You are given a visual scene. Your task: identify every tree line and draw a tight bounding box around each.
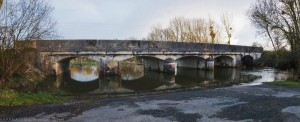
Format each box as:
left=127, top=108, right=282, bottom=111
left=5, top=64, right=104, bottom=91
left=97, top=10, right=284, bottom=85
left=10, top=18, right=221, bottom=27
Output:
left=147, top=14, right=233, bottom=44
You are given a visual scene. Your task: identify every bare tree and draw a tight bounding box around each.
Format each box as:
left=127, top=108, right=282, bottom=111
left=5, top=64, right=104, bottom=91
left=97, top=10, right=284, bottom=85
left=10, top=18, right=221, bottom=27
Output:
left=168, top=17, right=186, bottom=42
left=0, top=0, right=59, bottom=84
left=249, top=0, right=281, bottom=51
left=148, top=17, right=222, bottom=43
left=0, top=0, right=59, bottom=49
left=208, top=18, right=224, bottom=44
left=221, top=13, right=233, bottom=45
left=249, top=0, right=300, bottom=72
left=249, top=0, right=300, bottom=51
left=209, top=19, right=216, bottom=44
left=148, top=24, right=165, bottom=41
left=252, top=42, right=262, bottom=47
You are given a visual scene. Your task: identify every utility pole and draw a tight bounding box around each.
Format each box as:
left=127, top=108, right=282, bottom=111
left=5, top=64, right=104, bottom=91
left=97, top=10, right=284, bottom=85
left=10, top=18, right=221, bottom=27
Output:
left=228, top=27, right=232, bottom=45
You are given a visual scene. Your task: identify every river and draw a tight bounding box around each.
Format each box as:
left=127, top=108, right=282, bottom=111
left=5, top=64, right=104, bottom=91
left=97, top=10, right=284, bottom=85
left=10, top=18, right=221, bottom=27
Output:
left=50, top=62, right=290, bottom=95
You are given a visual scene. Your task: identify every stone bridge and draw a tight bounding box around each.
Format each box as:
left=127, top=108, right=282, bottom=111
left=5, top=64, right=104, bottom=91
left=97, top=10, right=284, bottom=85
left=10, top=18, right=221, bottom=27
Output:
left=17, top=40, right=263, bottom=75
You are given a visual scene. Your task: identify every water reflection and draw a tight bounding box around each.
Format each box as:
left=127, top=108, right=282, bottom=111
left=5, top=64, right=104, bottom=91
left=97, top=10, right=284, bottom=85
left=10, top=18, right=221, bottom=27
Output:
left=53, top=63, right=283, bottom=94
left=70, top=65, right=99, bottom=82
left=240, top=68, right=293, bottom=86
left=120, top=63, right=144, bottom=80
left=57, top=73, right=99, bottom=93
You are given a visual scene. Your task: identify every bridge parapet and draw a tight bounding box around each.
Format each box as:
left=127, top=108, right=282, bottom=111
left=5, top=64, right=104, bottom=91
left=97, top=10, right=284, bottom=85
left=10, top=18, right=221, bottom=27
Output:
left=16, top=40, right=263, bottom=53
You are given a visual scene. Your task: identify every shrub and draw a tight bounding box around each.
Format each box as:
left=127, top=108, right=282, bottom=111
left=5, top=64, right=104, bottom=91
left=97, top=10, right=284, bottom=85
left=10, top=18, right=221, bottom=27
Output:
left=0, top=48, right=43, bottom=91
left=258, top=50, right=294, bottom=70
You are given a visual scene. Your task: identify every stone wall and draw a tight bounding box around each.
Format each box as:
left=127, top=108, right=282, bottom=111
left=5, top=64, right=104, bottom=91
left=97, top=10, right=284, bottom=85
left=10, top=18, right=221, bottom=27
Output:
left=18, top=40, right=263, bottom=53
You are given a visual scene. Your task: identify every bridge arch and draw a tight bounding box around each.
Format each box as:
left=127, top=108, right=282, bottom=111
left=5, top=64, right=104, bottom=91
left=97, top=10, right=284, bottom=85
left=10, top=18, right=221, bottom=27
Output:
left=242, top=55, right=254, bottom=67
left=120, top=55, right=165, bottom=91
left=176, top=56, right=206, bottom=69
left=139, top=56, right=164, bottom=72
left=53, top=56, right=99, bottom=76
left=214, top=55, right=234, bottom=67
left=119, top=56, right=165, bottom=73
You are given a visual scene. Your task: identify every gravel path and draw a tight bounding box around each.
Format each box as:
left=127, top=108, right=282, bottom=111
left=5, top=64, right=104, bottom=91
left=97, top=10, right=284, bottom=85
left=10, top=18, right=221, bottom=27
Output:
left=1, top=84, right=300, bottom=122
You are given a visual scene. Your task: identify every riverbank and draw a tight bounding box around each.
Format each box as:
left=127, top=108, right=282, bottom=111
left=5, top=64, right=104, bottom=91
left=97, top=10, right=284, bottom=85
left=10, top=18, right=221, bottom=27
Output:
left=1, top=83, right=300, bottom=121
left=0, top=90, right=68, bottom=106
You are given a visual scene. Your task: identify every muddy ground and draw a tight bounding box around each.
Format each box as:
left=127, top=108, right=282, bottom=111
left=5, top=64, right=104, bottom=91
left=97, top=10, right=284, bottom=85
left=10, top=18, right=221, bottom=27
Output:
left=1, top=84, right=300, bottom=122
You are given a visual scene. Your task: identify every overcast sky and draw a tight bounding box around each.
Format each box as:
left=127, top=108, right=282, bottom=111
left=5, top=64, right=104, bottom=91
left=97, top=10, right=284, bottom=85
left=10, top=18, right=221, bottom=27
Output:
left=49, top=0, right=263, bottom=46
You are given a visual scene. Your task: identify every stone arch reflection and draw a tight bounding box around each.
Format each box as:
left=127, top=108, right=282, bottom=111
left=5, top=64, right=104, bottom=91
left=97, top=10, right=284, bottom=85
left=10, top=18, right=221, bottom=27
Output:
left=120, top=56, right=179, bottom=91
left=121, top=71, right=165, bottom=91
left=56, top=73, right=99, bottom=94
left=54, top=57, right=100, bottom=93
left=53, top=56, right=100, bottom=80
left=120, top=57, right=145, bottom=81
left=175, top=68, right=214, bottom=86
left=120, top=56, right=164, bottom=81
left=214, top=68, right=239, bottom=82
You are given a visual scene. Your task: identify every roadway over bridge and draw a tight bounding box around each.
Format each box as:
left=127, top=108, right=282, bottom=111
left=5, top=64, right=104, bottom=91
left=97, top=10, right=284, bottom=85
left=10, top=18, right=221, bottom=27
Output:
left=17, top=40, right=263, bottom=75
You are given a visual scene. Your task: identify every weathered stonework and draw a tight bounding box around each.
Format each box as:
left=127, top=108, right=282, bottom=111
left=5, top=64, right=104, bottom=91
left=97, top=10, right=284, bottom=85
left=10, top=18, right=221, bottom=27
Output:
left=206, top=58, right=215, bottom=71
left=15, top=40, right=263, bottom=76
left=100, top=60, right=120, bottom=75
left=163, top=58, right=177, bottom=74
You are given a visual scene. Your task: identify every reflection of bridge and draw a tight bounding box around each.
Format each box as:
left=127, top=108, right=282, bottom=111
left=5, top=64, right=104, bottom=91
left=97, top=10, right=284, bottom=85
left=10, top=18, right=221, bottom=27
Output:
left=17, top=40, right=263, bottom=75
left=56, top=68, right=260, bottom=94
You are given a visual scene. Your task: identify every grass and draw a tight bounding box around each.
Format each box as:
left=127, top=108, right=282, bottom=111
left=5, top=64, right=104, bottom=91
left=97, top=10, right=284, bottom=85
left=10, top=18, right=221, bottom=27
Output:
left=0, top=89, right=68, bottom=106
left=271, top=81, right=300, bottom=86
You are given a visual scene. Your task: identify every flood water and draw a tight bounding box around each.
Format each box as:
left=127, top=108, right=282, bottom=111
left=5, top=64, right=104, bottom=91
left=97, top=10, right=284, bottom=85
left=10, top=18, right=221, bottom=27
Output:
left=52, top=63, right=289, bottom=95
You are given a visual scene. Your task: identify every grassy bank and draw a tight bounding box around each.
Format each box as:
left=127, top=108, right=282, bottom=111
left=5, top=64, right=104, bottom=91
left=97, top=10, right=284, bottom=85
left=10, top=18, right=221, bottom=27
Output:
left=271, top=81, right=300, bottom=86
left=0, top=89, right=68, bottom=106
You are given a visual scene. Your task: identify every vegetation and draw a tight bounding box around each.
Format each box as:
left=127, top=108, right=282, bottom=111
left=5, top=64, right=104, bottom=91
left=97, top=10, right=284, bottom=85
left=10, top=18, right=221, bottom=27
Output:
left=0, top=0, right=60, bottom=106
left=222, top=13, right=233, bottom=45
left=271, top=81, right=300, bottom=87
left=147, top=16, right=232, bottom=44
left=0, top=48, right=41, bottom=86
left=69, top=58, right=99, bottom=68
left=257, top=50, right=294, bottom=70
left=0, top=89, right=66, bottom=106
left=0, top=0, right=58, bottom=83
left=70, top=61, right=98, bottom=67
left=249, top=0, right=300, bottom=77
left=0, top=0, right=58, bottom=49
